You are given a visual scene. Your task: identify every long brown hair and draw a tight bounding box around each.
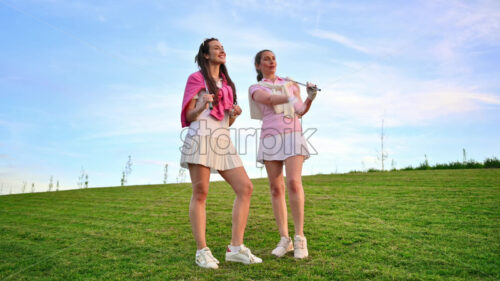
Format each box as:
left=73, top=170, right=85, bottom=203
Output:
left=195, top=38, right=237, bottom=106
left=254, top=49, right=272, bottom=81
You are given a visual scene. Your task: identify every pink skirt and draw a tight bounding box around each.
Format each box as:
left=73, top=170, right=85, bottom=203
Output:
left=257, top=132, right=310, bottom=164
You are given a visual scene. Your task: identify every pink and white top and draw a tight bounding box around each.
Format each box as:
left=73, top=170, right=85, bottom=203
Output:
left=249, top=76, right=303, bottom=138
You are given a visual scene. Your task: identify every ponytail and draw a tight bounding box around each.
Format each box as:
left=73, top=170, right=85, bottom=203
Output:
left=256, top=70, right=263, bottom=81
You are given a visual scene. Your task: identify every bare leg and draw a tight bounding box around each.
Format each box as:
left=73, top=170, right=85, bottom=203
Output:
left=284, top=156, right=305, bottom=237
left=218, top=167, right=253, bottom=246
left=188, top=164, right=211, bottom=250
left=265, top=160, right=289, bottom=238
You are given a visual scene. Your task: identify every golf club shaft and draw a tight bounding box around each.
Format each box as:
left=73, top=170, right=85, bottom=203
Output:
left=285, top=78, right=321, bottom=91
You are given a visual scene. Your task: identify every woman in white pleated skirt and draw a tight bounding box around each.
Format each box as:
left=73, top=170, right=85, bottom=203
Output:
left=248, top=49, right=318, bottom=259
left=179, top=38, right=261, bottom=269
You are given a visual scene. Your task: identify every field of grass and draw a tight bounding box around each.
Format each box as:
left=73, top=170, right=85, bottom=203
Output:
left=1, top=169, right=499, bottom=280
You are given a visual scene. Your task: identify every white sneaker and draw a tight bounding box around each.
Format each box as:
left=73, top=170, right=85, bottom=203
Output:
left=225, top=244, right=263, bottom=264
left=195, top=247, right=219, bottom=269
left=294, top=235, right=309, bottom=259
left=271, top=236, right=294, bottom=257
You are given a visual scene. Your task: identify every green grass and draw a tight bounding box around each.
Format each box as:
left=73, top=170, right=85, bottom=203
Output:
left=1, top=169, right=499, bottom=280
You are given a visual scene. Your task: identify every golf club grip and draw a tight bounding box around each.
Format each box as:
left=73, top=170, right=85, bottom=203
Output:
left=298, top=82, right=322, bottom=92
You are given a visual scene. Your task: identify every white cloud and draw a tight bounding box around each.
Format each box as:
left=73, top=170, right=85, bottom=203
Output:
left=156, top=42, right=169, bottom=57
left=76, top=85, right=180, bottom=140
left=397, top=0, right=500, bottom=74
left=325, top=84, right=498, bottom=127
left=174, top=8, right=311, bottom=53
left=310, top=29, right=372, bottom=54
left=135, top=159, right=168, bottom=166
left=153, top=42, right=193, bottom=61
left=466, top=93, right=500, bottom=105
left=311, top=62, right=500, bottom=128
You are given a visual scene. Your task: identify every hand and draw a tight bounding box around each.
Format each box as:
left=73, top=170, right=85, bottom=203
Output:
left=306, top=82, right=318, bottom=101
left=230, top=104, right=242, bottom=117
left=202, top=94, right=214, bottom=109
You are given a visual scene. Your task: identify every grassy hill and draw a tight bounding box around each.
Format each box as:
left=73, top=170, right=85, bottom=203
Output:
left=1, top=169, right=499, bottom=280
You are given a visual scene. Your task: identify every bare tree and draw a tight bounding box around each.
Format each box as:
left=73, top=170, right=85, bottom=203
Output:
left=48, top=176, right=54, bottom=192
left=121, top=155, right=133, bottom=186
left=85, top=174, right=88, bottom=188
left=177, top=168, right=187, bottom=183
left=377, top=118, right=389, bottom=171
left=463, top=148, right=467, bottom=163
left=163, top=163, right=169, bottom=184
left=125, top=155, right=132, bottom=177
left=78, top=167, right=86, bottom=188
left=22, top=181, right=27, bottom=193
left=256, top=162, right=264, bottom=178
left=31, top=183, right=35, bottom=193
left=56, top=180, right=59, bottom=191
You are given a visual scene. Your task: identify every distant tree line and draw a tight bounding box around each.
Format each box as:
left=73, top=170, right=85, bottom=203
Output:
left=362, top=156, right=500, bottom=173
left=400, top=157, right=500, bottom=171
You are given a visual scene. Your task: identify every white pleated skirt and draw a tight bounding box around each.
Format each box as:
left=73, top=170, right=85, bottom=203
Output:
left=180, top=134, right=243, bottom=173
left=257, top=132, right=310, bottom=164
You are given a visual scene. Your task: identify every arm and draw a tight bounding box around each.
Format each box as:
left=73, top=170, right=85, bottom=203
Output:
left=185, top=93, right=213, bottom=123
left=292, top=83, right=315, bottom=117
left=252, top=89, right=290, bottom=105
left=296, top=98, right=313, bottom=117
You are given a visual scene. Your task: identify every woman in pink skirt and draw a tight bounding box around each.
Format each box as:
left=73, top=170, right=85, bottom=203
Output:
left=248, top=50, right=318, bottom=259
left=180, top=38, right=262, bottom=269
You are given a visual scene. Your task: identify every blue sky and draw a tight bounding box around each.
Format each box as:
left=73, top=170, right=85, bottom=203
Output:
left=1, top=0, right=499, bottom=194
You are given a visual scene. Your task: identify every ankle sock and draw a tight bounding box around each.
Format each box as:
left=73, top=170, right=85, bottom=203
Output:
left=295, top=235, right=305, bottom=240
left=196, top=247, right=208, bottom=255
left=228, top=244, right=241, bottom=252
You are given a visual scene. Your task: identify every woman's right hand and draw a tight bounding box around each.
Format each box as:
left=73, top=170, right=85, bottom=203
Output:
left=201, top=94, right=214, bottom=108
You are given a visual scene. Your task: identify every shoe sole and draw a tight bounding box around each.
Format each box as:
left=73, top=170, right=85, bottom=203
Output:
left=196, top=262, right=218, bottom=269
left=294, top=252, right=309, bottom=259
left=225, top=257, right=262, bottom=264
left=272, top=248, right=294, bottom=257
left=226, top=258, right=251, bottom=264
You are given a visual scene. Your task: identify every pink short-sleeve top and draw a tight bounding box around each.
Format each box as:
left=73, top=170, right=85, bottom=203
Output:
left=249, top=76, right=302, bottom=138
